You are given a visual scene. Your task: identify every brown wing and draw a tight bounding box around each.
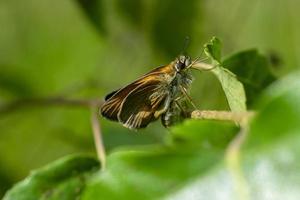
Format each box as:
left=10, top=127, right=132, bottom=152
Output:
left=118, top=83, right=169, bottom=129
left=100, top=64, right=175, bottom=128
left=100, top=83, right=137, bottom=121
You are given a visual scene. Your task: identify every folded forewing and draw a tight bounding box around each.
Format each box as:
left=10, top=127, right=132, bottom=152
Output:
left=118, top=82, right=169, bottom=129
left=100, top=64, right=175, bottom=124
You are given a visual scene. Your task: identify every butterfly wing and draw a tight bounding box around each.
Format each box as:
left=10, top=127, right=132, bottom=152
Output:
left=100, top=64, right=176, bottom=128
left=118, top=82, right=169, bottom=129
left=100, top=83, right=137, bottom=121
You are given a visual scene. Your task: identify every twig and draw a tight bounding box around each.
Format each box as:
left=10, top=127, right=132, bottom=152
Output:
left=226, top=125, right=250, bottom=200
left=0, top=96, right=106, bottom=169
left=191, top=110, right=255, bottom=125
left=192, top=109, right=254, bottom=200
left=191, top=109, right=254, bottom=200
left=90, top=105, right=106, bottom=171
left=0, top=97, right=103, bottom=116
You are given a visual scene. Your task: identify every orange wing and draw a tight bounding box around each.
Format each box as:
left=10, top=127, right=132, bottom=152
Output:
left=100, top=64, right=176, bottom=129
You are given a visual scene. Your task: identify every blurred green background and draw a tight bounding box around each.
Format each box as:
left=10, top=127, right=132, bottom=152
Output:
left=0, top=0, right=299, bottom=197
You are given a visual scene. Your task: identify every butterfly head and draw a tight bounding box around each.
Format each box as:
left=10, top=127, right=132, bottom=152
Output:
left=174, top=55, right=191, bottom=72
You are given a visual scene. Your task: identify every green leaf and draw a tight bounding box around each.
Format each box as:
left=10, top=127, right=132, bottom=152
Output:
left=204, top=36, right=222, bottom=64
left=204, top=37, right=247, bottom=111
left=245, top=71, right=300, bottom=149
left=168, top=71, right=300, bottom=199
left=222, top=49, right=276, bottom=106
left=81, top=120, right=236, bottom=200
left=4, top=155, right=100, bottom=200
left=240, top=71, right=300, bottom=199
left=4, top=121, right=237, bottom=200
left=0, top=167, right=13, bottom=199
left=211, top=67, right=247, bottom=111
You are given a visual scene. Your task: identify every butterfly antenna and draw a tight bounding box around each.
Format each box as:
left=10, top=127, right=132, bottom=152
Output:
left=187, top=48, right=206, bottom=69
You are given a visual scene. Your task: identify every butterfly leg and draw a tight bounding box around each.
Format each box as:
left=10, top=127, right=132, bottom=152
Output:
left=175, top=100, right=184, bottom=113
left=179, top=86, right=197, bottom=109
left=161, top=98, right=189, bottom=128
left=174, top=97, right=191, bottom=119
left=154, top=95, right=171, bottom=118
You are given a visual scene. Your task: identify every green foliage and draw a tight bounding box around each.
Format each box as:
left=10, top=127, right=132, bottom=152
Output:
left=1, top=0, right=300, bottom=199
left=241, top=72, right=300, bottom=199
left=245, top=71, right=300, bottom=149
left=211, top=66, right=247, bottom=111
left=4, top=155, right=100, bottom=200
left=5, top=70, right=300, bottom=199
left=4, top=121, right=237, bottom=200
left=204, top=37, right=247, bottom=111
left=204, top=37, right=222, bottom=64
left=222, top=49, right=276, bottom=106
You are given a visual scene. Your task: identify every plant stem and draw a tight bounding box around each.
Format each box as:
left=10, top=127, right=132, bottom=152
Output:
left=226, top=125, right=250, bottom=200
left=0, top=97, right=106, bottom=169
left=191, top=110, right=255, bottom=125
left=90, top=105, right=106, bottom=171
left=0, top=97, right=103, bottom=116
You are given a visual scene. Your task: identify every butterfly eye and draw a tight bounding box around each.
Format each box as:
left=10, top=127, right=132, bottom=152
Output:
left=175, top=62, right=185, bottom=71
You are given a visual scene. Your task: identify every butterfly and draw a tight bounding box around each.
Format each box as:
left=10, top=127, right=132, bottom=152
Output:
left=100, top=55, right=199, bottom=129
